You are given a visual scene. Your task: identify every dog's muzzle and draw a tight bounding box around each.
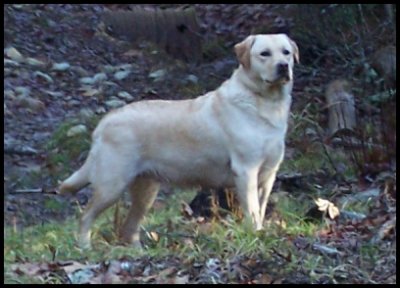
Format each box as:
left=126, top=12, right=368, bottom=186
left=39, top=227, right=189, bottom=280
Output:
left=272, top=62, right=290, bottom=83
left=277, top=62, right=289, bottom=77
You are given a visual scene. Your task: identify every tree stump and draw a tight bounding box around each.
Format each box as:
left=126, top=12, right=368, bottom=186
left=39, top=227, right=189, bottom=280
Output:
left=371, top=45, right=396, bottom=90
left=100, top=7, right=202, bottom=63
left=325, top=79, right=356, bottom=138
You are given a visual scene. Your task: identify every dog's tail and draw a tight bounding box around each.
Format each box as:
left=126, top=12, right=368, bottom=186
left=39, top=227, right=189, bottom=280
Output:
left=58, top=157, right=91, bottom=195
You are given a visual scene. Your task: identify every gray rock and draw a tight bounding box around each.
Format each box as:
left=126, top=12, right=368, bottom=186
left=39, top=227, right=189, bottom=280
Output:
left=15, top=95, right=45, bottom=112
left=114, top=70, right=130, bottom=81
left=15, top=86, right=30, bottom=97
left=79, top=77, right=96, bottom=85
left=103, top=65, right=116, bottom=73
left=71, top=66, right=89, bottom=77
left=149, top=69, right=166, bottom=81
left=79, top=108, right=95, bottom=121
left=105, top=99, right=126, bottom=109
left=4, top=89, right=16, bottom=99
left=67, top=124, right=88, bottom=137
left=25, top=57, right=45, bottom=67
left=93, top=72, right=107, bottom=83
left=4, top=59, right=20, bottom=67
left=117, top=91, right=134, bottom=101
left=186, top=74, right=199, bottom=84
left=43, top=90, right=64, bottom=98
left=34, top=71, right=53, bottom=83
left=4, top=47, right=24, bottom=62
left=52, top=62, right=71, bottom=71
left=95, top=106, right=106, bottom=114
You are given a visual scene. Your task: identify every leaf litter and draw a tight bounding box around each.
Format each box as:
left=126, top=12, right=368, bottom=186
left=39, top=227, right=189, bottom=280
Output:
left=4, top=4, right=396, bottom=284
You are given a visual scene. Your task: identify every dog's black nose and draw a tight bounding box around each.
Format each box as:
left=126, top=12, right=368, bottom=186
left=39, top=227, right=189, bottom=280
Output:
left=277, top=62, right=289, bottom=76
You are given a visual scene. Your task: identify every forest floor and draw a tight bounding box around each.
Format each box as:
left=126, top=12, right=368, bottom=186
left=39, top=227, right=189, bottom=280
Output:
left=4, top=4, right=396, bottom=284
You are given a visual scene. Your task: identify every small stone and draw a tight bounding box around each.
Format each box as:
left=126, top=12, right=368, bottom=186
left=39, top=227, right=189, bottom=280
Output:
left=96, top=106, right=106, bottom=114
left=105, top=99, right=126, bottom=109
left=103, top=65, right=116, bottom=73
left=15, top=95, right=45, bottom=112
left=71, top=66, right=89, bottom=77
left=81, top=87, right=101, bottom=97
left=79, top=77, right=95, bottom=85
left=34, top=71, right=53, bottom=83
left=52, top=62, right=70, bottom=71
left=79, top=108, right=95, bottom=120
left=93, top=72, right=107, bottom=83
left=4, top=89, right=16, bottom=99
left=4, top=59, right=20, bottom=67
left=43, top=90, right=64, bottom=98
left=14, top=86, right=30, bottom=97
left=4, top=47, right=24, bottom=62
left=114, top=70, right=130, bottom=81
left=67, top=124, right=88, bottom=137
left=148, top=69, right=166, bottom=81
left=25, top=57, right=45, bottom=67
left=186, top=74, right=199, bottom=84
left=68, top=99, right=81, bottom=106
left=117, top=91, right=134, bottom=101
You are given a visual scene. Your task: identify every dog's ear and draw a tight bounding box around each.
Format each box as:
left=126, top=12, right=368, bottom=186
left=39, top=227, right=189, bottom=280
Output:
left=289, top=38, right=300, bottom=64
left=234, top=35, right=256, bottom=69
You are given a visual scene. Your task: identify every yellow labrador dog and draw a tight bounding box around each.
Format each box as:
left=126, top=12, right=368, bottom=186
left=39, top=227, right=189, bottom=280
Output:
left=59, top=34, right=299, bottom=248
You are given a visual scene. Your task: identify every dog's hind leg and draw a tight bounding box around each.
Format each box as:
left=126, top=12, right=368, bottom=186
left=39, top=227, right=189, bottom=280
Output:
left=78, top=146, right=133, bottom=249
left=78, top=181, right=126, bottom=249
left=120, top=177, right=160, bottom=248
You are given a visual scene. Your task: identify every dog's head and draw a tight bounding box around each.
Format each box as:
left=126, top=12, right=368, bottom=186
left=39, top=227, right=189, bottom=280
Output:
left=235, top=34, right=299, bottom=85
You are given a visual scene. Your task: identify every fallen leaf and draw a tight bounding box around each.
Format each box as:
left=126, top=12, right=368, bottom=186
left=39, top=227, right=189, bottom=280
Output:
left=173, top=273, right=190, bottom=284
left=253, top=273, right=273, bottom=284
left=314, top=198, right=340, bottom=219
left=123, top=49, right=143, bottom=57
left=81, top=87, right=101, bottom=97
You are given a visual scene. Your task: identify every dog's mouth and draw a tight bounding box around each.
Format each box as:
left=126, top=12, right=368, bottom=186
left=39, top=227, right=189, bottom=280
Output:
left=264, top=75, right=291, bottom=85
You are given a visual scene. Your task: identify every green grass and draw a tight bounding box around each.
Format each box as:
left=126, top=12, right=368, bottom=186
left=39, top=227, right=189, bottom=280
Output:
left=45, top=115, right=100, bottom=180
left=5, top=182, right=386, bottom=284
left=4, top=186, right=324, bottom=282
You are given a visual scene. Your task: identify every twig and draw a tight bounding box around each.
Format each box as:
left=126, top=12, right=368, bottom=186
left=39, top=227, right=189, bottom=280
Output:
left=12, top=188, right=43, bottom=193
left=4, top=146, right=38, bottom=155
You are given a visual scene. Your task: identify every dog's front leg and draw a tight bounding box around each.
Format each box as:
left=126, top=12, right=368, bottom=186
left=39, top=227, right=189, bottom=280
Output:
left=258, top=168, right=279, bottom=224
left=234, top=168, right=262, bottom=230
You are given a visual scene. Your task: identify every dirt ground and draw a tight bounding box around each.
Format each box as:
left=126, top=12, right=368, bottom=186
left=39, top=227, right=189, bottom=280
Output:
left=4, top=4, right=396, bottom=284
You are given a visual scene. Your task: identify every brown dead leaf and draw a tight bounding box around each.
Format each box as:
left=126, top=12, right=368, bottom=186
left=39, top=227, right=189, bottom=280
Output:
left=11, top=262, right=50, bottom=277
left=152, top=199, right=166, bottom=211
left=197, top=221, right=214, bottom=234
left=149, top=231, right=159, bottom=242
left=123, top=49, right=143, bottom=58
left=253, top=273, right=273, bottom=284
left=182, top=237, right=195, bottom=249
left=196, top=216, right=206, bottom=223
left=80, top=87, right=101, bottom=97
left=315, top=198, right=340, bottom=219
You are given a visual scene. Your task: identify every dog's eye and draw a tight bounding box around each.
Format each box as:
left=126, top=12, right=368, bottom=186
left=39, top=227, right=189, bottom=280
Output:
left=260, top=51, right=271, bottom=57
left=283, top=49, right=290, bottom=55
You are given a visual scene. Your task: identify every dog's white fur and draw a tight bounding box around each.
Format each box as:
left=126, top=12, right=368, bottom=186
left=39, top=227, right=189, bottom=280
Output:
left=59, top=34, right=299, bottom=248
